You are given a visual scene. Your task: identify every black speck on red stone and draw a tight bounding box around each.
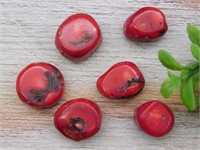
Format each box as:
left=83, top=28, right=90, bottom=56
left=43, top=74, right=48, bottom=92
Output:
left=28, top=70, right=62, bottom=103
left=71, top=32, right=93, bottom=46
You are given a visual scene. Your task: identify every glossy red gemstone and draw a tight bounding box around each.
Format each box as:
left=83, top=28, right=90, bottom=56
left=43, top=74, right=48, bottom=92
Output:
left=134, top=100, right=174, bottom=137
left=123, top=7, right=168, bottom=42
left=96, top=61, right=145, bottom=99
left=16, top=63, right=64, bottom=109
left=54, top=98, right=102, bottom=141
left=55, top=13, right=102, bottom=60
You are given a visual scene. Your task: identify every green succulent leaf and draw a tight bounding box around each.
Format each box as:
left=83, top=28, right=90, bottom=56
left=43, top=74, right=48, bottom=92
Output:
left=187, top=25, right=200, bottom=46
left=180, top=77, right=197, bottom=111
left=168, top=71, right=181, bottom=87
left=191, top=43, right=200, bottom=61
left=180, top=62, right=199, bottom=80
left=192, top=72, right=199, bottom=91
left=158, top=50, right=186, bottom=71
left=161, top=80, right=176, bottom=98
left=159, top=25, right=200, bottom=112
left=186, top=61, right=200, bottom=70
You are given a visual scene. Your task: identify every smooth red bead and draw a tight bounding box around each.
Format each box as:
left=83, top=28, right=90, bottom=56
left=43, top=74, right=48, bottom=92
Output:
left=134, top=100, right=174, bottom=137
left=96, top=61, right=145, bottom=99
left=16, top=63, right=64, bottom=109
left=55, top=13, right=102, bottom=60
left=54, top=98, right=102, bottom=141
left=123, top=7, right=168, bottom=42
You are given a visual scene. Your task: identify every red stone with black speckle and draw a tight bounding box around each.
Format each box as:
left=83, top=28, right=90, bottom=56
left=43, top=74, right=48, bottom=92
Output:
left=96, top=61, right=145, bottom=99
left=134, top=100, right=174, bottom=137
left=16, top=62, right=64, bottom=109
left=55, top=13, right=102, bottom=60
left=54, top=98, right=102, bottom=141
left=123, top=7, right=168, bottom=42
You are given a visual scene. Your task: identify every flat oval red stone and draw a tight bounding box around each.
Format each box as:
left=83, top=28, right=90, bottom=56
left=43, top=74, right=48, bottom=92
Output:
left=134, top=100, right=174, bottom=137
left=54, top=98, right=102, bottom=141
left=16, top=62, right=64, bottom=109
left=123, top=7, right=168, bottom=42
left=55, top=13, right=102, bottom=60
left=96, top=61, right=145, bottom=99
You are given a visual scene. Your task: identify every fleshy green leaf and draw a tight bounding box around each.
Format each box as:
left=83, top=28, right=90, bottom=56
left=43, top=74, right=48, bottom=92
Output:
left=192, top=72, right=199, bottom=91
left=161, top=80, right=176, bottom=98
left=159, top=25, right=200, bottom=112
left=191, top=43, right=200, bottom=61
left=168, top=71, right=181, bottom=87
left=187, top=25, right=200, bottom=46
left=180, top=77, right=197, bottom=111
left=186, top=61, right=200, bottom=69
left=158, top=50, right=186, bottom=71
left=180, top=62, right=199, bottom=80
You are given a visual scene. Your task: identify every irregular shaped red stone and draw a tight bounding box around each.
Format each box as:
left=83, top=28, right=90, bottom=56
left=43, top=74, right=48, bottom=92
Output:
left=16, top=62, right=64, bottom=109
left=124, top=7, right=168, bottom=42
left=55, top=13, right=102, bottom=60
left=134, top=100, right=174, bottom=137
left=96, top=61, right=145, bottom=99
left=54, top=98, right=102, bottom=141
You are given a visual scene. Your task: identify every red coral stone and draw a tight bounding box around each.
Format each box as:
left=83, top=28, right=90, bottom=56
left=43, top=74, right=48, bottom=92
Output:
left=55, top=13, right=102, bottom=60
left=96, top=61, right=145, bottom=99
left=54, top=98, right=102, bottom=141
left=16, top=63, right=64, bottom=109
left=134, top=100, right=174, bottom=137
left=124, top=7, right=168, bottom=42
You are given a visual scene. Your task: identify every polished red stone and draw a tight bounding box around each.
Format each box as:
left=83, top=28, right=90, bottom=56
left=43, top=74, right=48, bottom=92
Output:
left=55, top=13, right=102, bottom=60
left=16, top=63, right=64, bottom=109
left=134, top=100, right=174, bottom=137
left=96, top=61, right=145, bottom=99
left=123, top=7, right=168, bottom=42
left=54, top=98, right=102, bottom=141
